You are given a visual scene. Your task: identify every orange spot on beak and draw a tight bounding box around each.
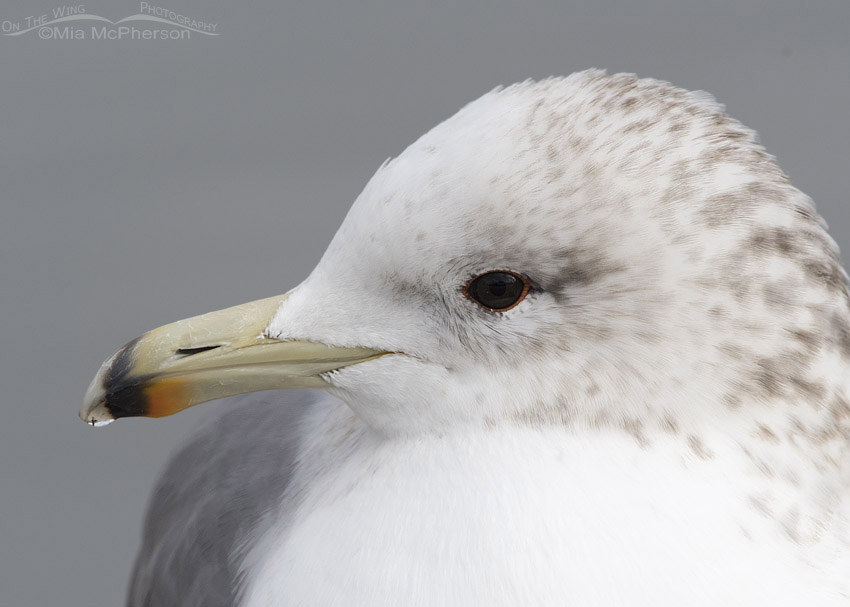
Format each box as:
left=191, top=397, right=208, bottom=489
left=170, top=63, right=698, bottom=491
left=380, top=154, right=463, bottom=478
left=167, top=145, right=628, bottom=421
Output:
left=143, top=378, right=192, bottom=418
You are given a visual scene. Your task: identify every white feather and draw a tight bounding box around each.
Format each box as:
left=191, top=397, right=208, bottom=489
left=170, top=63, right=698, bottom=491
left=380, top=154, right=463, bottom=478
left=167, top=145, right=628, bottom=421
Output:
left=240, top=70, right=850, bottom=604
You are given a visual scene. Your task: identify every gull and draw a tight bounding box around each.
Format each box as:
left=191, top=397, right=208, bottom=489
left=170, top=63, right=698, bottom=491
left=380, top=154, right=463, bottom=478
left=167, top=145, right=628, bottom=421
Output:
left=81, top=70, right=850, bottom=606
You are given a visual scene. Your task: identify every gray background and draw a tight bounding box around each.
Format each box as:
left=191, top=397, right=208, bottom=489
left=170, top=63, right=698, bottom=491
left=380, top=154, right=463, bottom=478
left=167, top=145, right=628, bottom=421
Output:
left=1, top=1, right=848, bottom=605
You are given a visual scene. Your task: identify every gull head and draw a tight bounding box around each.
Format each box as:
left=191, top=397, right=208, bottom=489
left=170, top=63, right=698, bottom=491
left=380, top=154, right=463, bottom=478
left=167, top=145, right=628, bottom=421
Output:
left=82, top=70, right=849, bottom=438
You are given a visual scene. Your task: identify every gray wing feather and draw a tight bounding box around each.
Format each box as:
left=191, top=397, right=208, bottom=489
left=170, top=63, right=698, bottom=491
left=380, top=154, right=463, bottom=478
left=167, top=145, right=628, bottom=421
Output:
left=127, top=390, right=320, bottom=607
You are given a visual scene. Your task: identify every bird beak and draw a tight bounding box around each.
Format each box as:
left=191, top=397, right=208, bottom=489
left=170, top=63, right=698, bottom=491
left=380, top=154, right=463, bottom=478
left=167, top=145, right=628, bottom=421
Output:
left=79, top=294, right=387, bottom=426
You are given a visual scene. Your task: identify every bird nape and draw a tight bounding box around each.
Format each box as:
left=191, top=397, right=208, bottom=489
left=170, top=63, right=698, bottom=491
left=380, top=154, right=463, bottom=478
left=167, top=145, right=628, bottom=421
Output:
left=82, top=70, right=850, bottom=607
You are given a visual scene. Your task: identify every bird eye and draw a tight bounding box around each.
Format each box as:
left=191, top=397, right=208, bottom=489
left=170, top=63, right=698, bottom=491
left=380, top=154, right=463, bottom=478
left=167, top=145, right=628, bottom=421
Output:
left=463, top=271, right=530, bottom=312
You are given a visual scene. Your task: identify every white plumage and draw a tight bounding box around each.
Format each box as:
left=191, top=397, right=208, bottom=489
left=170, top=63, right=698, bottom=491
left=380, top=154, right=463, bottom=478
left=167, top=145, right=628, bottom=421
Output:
left=122, top=70, right=850, bottom=606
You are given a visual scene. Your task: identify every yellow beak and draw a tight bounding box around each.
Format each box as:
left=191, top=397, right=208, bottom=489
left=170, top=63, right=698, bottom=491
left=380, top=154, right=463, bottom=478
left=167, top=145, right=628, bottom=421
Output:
left=79, top=294, right=387, bottom=426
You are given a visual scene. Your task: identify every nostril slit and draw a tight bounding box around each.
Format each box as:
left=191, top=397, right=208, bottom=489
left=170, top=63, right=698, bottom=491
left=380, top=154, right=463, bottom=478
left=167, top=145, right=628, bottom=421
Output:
left=175, top=345, right=221, bottom=357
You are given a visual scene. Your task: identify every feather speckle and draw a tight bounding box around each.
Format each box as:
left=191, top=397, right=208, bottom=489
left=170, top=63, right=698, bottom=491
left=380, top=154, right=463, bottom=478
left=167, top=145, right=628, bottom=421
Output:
left=131, top=71, right=850, bottom=606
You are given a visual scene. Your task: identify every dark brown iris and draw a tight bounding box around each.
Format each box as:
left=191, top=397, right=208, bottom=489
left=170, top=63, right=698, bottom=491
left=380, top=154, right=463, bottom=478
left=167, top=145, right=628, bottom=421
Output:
left=463, top=271, right=530, bottom=312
